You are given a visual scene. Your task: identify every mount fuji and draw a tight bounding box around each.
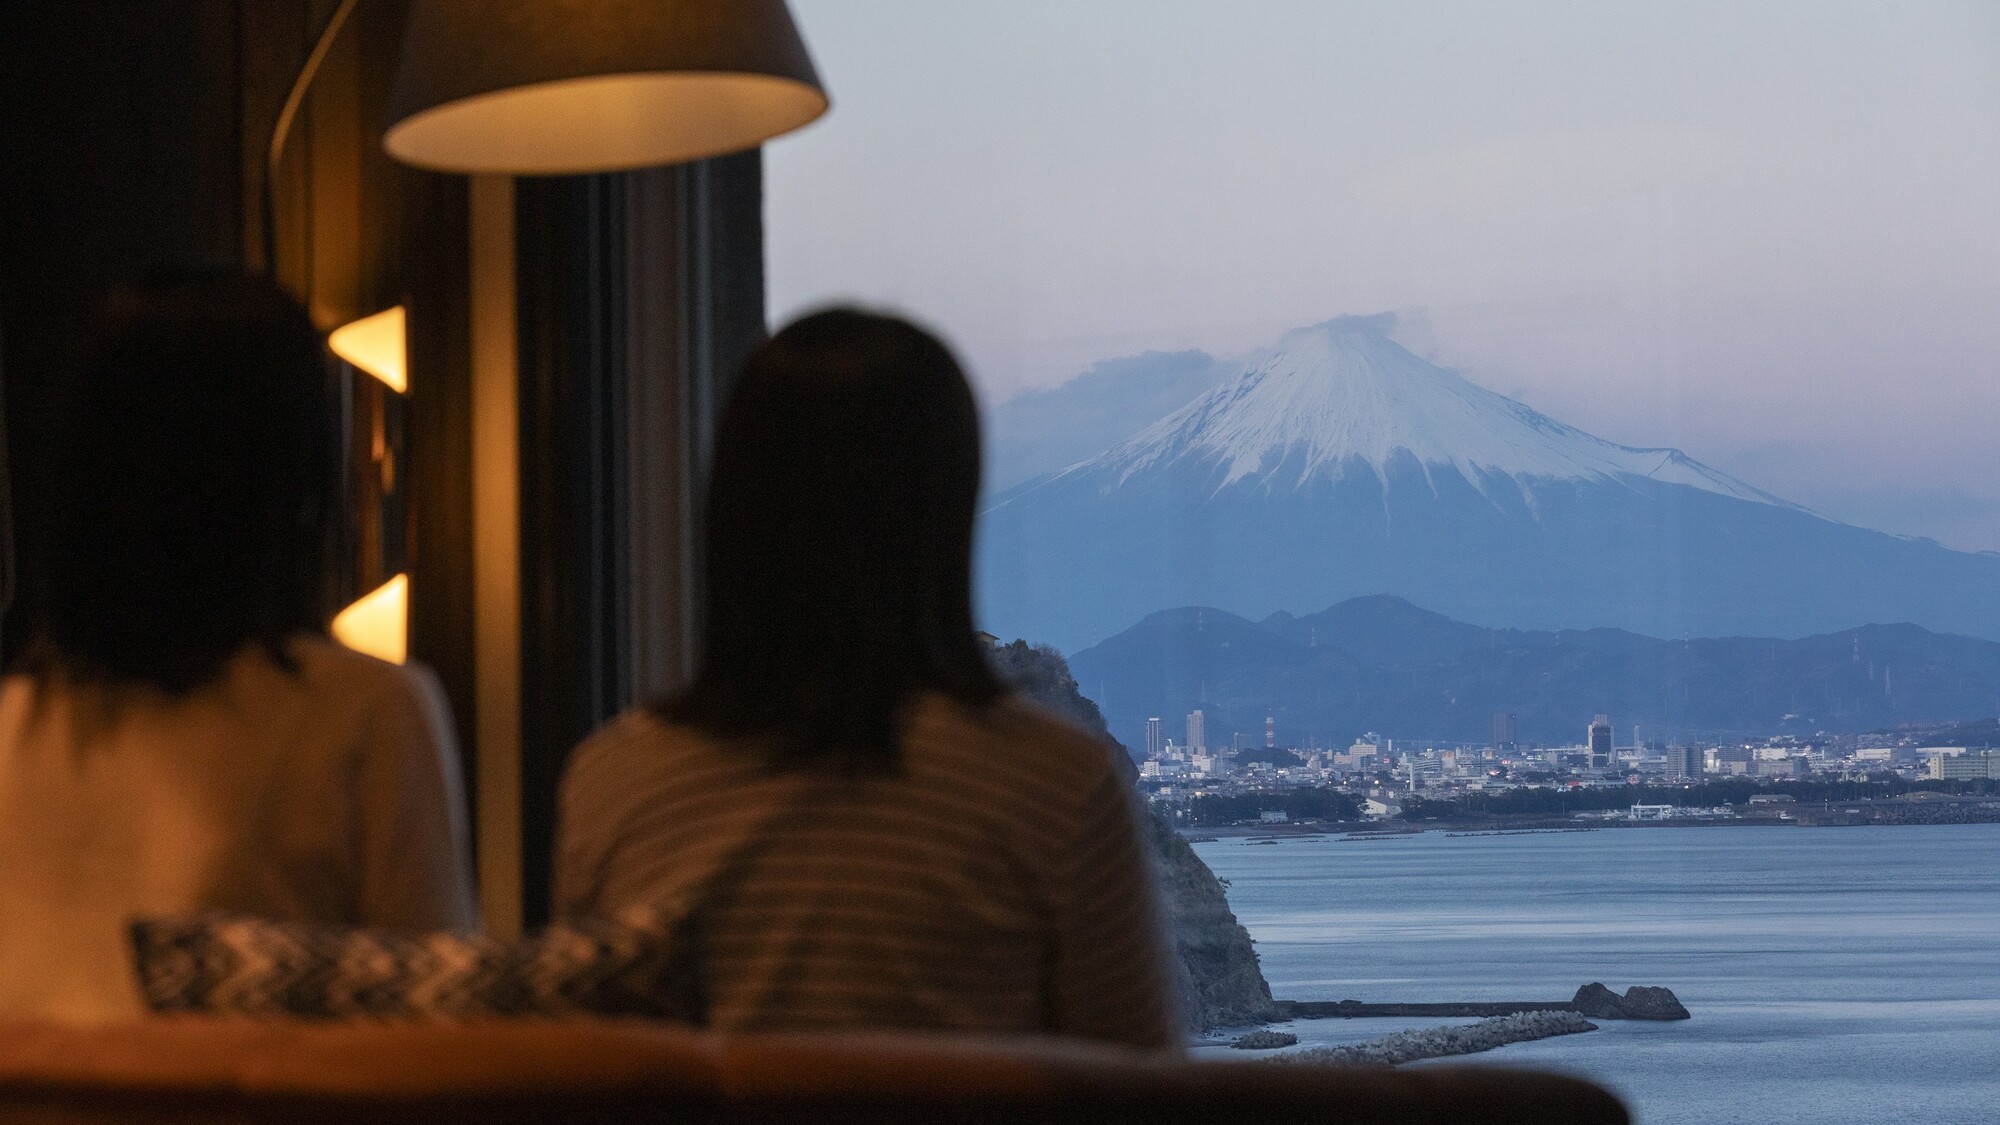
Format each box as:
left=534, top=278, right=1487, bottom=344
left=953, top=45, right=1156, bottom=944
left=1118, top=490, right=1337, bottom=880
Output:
left=977, top=314, right=2000, bottom=653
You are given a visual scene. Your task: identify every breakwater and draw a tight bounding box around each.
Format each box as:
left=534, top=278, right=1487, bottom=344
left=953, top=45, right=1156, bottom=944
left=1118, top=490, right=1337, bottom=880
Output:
left=1273, top=1011, right=1600, bottom=1067
left=1281, top=999, right=1573, bottom=1018
left=1277, top=983, right=1688, bottom=1021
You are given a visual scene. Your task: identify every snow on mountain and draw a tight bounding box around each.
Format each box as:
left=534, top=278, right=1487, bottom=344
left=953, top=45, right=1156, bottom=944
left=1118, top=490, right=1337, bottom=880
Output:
left=1032, top=313, right=1793, bottom=510
left=976, top=313, right=2000, bottom=653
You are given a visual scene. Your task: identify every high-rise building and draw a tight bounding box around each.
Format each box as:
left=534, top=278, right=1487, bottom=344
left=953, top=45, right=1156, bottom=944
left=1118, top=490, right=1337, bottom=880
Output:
left=1145, top=717, right=1163, bottom=759
left=1266, top=712, right=1276, bottom=748
left=1187, top=709, right=1207, bottom=754
left=1588, top=714, right=1613, bottom=768
left=1664, top=744, right=1701, bottom=779
left=1491, top=711, right=1517, bottom=750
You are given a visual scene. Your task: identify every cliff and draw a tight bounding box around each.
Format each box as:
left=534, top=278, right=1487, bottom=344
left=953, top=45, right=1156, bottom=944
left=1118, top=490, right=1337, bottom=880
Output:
left=991, top=640, right=1280, bottom=1029
left=1144, top=810, right=1282, bottom=1027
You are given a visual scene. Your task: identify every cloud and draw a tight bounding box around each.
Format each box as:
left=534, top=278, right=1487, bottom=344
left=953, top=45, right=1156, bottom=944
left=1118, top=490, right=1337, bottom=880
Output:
left=1349, top=127, right=1748, bottom=217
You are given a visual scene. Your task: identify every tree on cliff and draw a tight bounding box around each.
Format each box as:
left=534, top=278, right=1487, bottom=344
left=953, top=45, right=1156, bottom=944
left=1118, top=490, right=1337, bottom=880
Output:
left=988, top=638, right=1280, bottom=1029
left=987, top=640, right=1120, bottom=754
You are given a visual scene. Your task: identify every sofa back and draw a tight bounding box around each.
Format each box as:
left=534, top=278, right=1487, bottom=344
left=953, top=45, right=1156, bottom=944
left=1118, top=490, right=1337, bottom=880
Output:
left=0, top=1018, right=1629, bottom=1124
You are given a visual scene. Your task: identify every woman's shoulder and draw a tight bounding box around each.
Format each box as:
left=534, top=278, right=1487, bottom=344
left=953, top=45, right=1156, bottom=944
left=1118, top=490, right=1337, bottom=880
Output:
left=281, top=635, right=445, bottom=715
left=563, top=708, right=717, bottom=788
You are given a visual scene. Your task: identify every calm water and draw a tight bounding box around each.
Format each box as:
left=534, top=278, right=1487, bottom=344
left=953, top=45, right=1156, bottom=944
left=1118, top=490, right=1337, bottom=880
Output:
left=1191, top=823, right=2000, bottom=1125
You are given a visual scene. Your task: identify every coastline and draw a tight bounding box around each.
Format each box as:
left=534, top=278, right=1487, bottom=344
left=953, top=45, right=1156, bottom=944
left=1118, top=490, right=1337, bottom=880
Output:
left=1181, top=807, right=2000, bottom=840
left=1190, top=822, right=2000, bottom=1125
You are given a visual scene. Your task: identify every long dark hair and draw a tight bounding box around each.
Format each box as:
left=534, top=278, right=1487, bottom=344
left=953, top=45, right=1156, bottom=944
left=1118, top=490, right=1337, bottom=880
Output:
left=662, top=308, right=1005, bottom=771
left=22, top=272, right=337, bottom=694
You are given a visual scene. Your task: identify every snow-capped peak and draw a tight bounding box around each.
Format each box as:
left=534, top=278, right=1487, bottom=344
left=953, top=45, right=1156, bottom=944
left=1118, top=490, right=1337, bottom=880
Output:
left=1056, top=314, right=1796, bottom=508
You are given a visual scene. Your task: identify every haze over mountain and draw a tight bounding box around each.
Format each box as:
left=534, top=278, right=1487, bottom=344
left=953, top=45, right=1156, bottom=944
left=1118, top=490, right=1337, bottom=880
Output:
left=985, top=349, right=1232, bottom=493
left=978, top=315, right=2000, bottom=652
left=1066, top=595, right=2000, bottom=751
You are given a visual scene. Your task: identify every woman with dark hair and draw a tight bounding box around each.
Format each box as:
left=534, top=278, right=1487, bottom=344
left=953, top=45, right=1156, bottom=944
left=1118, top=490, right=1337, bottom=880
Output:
left=0, top=274, right=475, bottom=1022
left=556, top=309, right=1179, bottom=1050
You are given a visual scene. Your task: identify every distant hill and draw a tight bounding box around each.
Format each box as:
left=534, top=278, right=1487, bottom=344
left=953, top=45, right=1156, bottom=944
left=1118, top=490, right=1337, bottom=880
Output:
left=1066, top=594, right=2000, bottom=749
left=1871, top=717, right=2000, bottom=747
left=979, top=314, right=2000, bottom=651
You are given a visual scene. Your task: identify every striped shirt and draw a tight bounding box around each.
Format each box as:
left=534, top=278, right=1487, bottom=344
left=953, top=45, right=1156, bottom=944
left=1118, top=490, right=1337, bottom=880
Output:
left=554, top=694, right=1181, bottom=1051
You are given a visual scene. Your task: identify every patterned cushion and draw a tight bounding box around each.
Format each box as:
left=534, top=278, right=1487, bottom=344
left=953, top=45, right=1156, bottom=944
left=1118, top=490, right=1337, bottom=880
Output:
left=129, top=909, right=690, bottom=1020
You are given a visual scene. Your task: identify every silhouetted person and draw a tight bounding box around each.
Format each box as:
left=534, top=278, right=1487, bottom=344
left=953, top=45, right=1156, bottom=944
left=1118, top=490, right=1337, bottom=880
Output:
left=556, top=309, right=1179, bottom=1049
left=0, top=274, right=474, bottom=1023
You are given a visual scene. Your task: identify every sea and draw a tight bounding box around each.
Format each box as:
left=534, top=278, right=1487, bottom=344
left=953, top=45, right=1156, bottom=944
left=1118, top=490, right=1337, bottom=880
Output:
left=1190, top=823, right=2000, bottom=1125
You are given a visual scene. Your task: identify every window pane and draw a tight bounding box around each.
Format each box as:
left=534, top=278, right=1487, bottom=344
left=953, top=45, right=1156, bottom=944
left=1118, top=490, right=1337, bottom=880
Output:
left=770, top=3, right=2000, bottom=1119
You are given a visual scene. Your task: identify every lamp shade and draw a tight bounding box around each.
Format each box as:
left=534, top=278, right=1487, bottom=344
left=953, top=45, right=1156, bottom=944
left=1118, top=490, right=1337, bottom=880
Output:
left=384, top=0, right=827, bottom=174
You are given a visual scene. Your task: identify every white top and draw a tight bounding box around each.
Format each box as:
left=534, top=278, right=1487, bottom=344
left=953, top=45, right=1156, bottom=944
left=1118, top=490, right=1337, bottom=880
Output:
left=0, top=635, right=477, bottom=1024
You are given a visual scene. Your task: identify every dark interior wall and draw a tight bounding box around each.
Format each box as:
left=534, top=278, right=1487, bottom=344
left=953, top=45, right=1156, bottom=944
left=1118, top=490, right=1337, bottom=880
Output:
left=0, top=1, right=475, bottom=763
left=0, top=1, right=244, bottom=656
left=0, top=3, right=762, bottom=918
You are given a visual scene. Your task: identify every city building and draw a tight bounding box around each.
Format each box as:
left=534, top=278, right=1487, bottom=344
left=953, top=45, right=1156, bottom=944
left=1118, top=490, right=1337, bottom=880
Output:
left=1362, top=798, right=1402, bottom=819
left=1338, top=738, right=1381, bottom=771
left=1186, top=709, right=1207, bottom=755
left=1709, top=746, right=1755, bottom=775
left=1491, top=711, right=1516, bottom=751
left=1266, top=711, right=1276, bottom=749
left=1751, top=756, right=1807, bottom=779
left=1145, top=717, right=1163, bottom=759
left=1931, top=751, right=1999, bottom=780
left=1588, top=715, right=1613, bottom=768
left=1663, top=744, right=1702, bottom=779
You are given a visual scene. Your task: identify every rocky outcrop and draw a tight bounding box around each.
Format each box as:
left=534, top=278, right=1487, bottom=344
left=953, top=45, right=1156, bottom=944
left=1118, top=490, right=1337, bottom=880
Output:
left=1572, top=983, right=1690, bottom=1021
left=991, top=639, right=1280, bottom=1031
left=1276, top=1011, right=1599, bottom=1067
left=1231, top=1030, right=1299, bottom=1050
left=1146, top=810, right=1284, bottom=1028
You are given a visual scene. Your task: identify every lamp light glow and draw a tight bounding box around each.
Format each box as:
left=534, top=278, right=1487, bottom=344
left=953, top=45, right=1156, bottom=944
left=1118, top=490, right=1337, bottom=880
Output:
left=328, top=306, right=408, bottom=393
left=384, top=0, right=827, bottom=175
left=332, top=573, right=409, bottom=665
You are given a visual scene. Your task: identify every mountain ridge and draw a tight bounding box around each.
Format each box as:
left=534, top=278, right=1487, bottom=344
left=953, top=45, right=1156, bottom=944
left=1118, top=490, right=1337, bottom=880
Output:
left=997, top=314, right=1797, bottom=512
left=1068, top=594, right=2000, bottom=750
left=977, top=315, right=2000, bottom=650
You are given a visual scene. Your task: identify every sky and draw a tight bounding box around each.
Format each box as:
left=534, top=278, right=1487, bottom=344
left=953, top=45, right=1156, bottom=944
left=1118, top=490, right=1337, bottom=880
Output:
left=765, top=1, right=2000, bottom=553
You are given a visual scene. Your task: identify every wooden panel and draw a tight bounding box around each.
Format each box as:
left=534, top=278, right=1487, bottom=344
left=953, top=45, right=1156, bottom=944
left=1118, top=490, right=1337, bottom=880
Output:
left=470, top=176, right=523, bottom=937
left=238, top=0, right=313, bottom=291
left=402, top=168, right=478, bottom=810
